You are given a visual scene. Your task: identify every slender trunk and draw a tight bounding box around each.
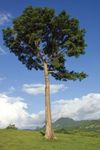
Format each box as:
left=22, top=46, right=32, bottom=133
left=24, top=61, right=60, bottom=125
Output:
left=44, top=62, right=54, bottom=139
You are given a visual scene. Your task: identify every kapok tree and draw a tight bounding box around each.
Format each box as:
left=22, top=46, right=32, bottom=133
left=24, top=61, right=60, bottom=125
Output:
left=3, top=6, right=87, bottom=139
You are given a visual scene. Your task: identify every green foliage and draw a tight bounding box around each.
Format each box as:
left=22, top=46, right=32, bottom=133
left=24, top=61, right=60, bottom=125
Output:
left=55, top=128, right=70, bottom=134
left=3, top=6, right=87, bottom=81
left=52, top=117, right=100, bottom=132
left=6, top=124, right=17, bottom=130
left=0, top=130, right=100, bottom=150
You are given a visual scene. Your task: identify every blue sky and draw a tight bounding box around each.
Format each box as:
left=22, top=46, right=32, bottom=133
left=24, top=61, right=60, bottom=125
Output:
left=0, top=0, right=100, bottom=129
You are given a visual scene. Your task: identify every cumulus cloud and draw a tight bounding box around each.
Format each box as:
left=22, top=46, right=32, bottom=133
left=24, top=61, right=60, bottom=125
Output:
left=0, top=93, right=44, bottom=129
left=52, top=93, right=100, bottom=121
left=0, top=12, right=12, bottom=25
left=31, top=111, right=44, bottom=127
left=22, top=83, right=67, bottom=95
left=0, top=92, right=100, bottom=129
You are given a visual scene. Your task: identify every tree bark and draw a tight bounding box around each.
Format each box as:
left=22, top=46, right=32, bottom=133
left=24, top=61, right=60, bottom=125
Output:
left=44, top=62, right=54, bottom=139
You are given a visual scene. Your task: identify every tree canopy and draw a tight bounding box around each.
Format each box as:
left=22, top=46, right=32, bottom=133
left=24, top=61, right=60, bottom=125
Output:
left=3, top=6, right=87, bottom=81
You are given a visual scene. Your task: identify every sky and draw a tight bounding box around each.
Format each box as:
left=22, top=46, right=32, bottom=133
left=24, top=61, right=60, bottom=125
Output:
left=0, top=0, right=100, bottom=129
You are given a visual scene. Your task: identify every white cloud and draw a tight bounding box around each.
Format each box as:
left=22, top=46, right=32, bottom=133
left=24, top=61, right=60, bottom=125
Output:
left=0, top=12, right=12, bottom=25
left=0, top=47, right=6, bottom=55
left=31, top=111, right=44, bottom=127
left=52, top=93, right=100, bottom=121
left=0, top=93, right=44, bottom=129
left=22, top=83, right=67, bottom=95
left=0, top=92, right=100, bottom=129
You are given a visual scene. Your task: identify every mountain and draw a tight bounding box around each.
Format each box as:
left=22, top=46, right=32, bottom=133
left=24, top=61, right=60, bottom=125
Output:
left=53, top=118, right=75, bottom=129
left=52, top=118, right=100, bottom=132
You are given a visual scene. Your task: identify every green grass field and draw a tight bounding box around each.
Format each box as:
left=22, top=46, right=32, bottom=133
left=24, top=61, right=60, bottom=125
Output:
left=0, top=129, right=100, bottom=150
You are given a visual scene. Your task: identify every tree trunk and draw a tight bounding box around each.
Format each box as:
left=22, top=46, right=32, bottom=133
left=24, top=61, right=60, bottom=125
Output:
left=44, top=62, right=54, bottom=139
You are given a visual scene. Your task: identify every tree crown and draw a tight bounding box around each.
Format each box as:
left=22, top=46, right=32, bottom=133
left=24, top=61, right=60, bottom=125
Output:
left=3, top=6, right=87, bottom=81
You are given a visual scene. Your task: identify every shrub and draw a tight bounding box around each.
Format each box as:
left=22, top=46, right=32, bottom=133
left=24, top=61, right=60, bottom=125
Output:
left=6, top=124, right=17, bottom=130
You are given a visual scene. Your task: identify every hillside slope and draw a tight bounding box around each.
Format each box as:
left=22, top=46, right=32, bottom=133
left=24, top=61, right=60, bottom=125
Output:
left=52, top=118, right=100, bottom=132
left=0, top=129, right=100, bottom=150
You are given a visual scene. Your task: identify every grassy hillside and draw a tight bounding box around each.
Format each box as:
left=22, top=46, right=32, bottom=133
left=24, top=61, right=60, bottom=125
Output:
left=0, top=129, right=100, bottom=150
left=53, top=118, right=75, bottom=129
left=52, top=118, right=100, bottom=132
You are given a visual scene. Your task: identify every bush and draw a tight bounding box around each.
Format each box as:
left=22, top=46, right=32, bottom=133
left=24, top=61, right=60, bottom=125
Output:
left=6, top=124, right=17, bottom=130
left=55, top=129, right=70, bottom=134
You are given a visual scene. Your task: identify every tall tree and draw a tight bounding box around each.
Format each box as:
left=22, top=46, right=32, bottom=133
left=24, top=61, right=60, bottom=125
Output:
left=3, top=6, right=87, bottom=139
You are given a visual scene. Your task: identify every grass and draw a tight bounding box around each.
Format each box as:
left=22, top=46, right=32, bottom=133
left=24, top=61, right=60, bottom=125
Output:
left=0, top=129, right=100, bottom=150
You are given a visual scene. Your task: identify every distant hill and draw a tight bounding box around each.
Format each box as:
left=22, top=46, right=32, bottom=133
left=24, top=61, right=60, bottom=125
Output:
left=52, top=118, right=100, bottom=132
left=53, top=118, right=75, bottom=129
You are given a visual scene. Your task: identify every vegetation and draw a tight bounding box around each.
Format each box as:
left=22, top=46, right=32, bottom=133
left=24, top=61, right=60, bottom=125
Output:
left=53, top=118, right=100, bottom=132
left=38, top=118, right=100, bottom=134
left=3, top=6, right=87, bottom=139
left=6, top=124, right=17, bottom=130
left=0, top=129, right=100, bottom=150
